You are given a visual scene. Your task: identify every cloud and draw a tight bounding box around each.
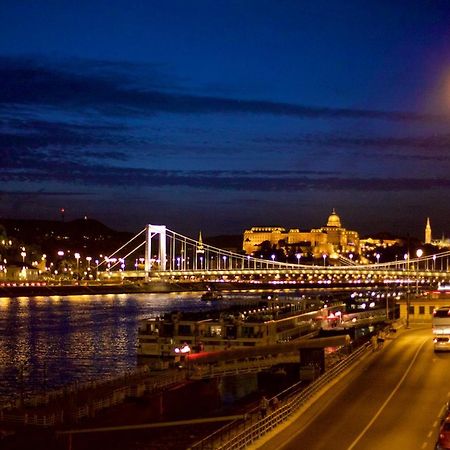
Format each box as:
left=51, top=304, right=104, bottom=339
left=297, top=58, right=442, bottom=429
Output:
left=1, top=161, right=449, bottom=193
left=254, top=133, right=450, bottom=160
left=0, top=55, right=444, bottom=122
left=0, top=116, right=142, bottom=164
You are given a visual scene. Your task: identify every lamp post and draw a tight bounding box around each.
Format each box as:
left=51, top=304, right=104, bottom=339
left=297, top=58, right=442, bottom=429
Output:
left=322, top=254, right=327, bottom=267
left=405, top=252, right=410, bottom=328
left=74, top=252, right=80, bottom=281
left=296, top=253, right=301, bottom=265
left=86, top=256, right=92, bottom=270
left=375, top=253, right=380, bottom=265
left=415, top=249, right=423, bottom=294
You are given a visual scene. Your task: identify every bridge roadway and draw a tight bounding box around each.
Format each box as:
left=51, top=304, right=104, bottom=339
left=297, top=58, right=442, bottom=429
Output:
left=254, top=327, right=450, bottom=450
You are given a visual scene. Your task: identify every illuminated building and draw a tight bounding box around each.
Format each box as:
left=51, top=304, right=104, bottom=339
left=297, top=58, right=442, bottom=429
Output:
left=243, top=209, right=359, bottom=258
left=425, top=217, right=432, bottom=244
left=426, top=217, right=450, bottom=249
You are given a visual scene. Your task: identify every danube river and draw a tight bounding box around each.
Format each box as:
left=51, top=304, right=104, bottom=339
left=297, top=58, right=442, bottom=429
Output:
left=0, top=292, right=252, bottom=402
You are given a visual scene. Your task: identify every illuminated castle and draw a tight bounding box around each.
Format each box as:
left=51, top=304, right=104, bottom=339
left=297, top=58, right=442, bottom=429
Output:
left=243, top=209, right=360, bottom=258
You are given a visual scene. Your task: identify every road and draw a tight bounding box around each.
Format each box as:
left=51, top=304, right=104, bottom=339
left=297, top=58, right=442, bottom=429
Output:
left=257, top=327, right=450, bottom=450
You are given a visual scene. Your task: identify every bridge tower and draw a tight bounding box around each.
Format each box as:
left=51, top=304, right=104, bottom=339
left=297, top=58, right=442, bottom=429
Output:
left=145, top=225, right=167, bottom=273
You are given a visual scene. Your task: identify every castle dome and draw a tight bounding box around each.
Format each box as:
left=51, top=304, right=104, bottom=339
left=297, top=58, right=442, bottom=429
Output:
left=326, top=209, right=342, bottom=228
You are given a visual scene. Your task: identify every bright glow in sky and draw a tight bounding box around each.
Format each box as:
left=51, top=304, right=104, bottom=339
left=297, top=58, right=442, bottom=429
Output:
left=0, top=0, right=449, bottom=238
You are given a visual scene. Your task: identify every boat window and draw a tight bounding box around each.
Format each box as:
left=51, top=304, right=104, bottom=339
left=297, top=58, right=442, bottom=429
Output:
left=209, top=325, right=222, bottom=336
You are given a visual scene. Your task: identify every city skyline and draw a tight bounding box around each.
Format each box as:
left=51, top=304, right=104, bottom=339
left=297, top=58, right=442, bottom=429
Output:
left=1, top=1, right=450, bottom=238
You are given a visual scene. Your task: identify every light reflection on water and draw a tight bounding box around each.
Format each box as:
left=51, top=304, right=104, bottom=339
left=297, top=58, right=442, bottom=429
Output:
left=0, top=292, right=248, bottom=402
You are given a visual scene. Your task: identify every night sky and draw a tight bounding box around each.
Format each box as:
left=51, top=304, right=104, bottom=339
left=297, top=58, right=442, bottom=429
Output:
left=1, top=1, right=449, bottom=239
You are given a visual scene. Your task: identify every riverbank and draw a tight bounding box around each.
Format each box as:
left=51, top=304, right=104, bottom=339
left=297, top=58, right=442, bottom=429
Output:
left=0, top=281, right=206, bottom=298
left=0, top=280, right=379, bottom=299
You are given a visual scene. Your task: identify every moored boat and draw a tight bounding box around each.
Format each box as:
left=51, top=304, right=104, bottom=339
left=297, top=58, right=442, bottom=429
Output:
left=137, top=300, right=336, bottom=368
left=201, top=290, right=223, bottom=301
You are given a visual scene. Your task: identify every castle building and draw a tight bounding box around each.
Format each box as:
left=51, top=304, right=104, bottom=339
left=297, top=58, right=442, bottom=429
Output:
left=243, top=209, right=360, bottom=258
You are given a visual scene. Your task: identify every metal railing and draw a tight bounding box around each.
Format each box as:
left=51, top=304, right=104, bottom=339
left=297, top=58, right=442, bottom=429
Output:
left=0, top=366, right=187, bottom=427
left=189, top=354, right=300, bottom=380
left=190, top=342, right=371, bottom=450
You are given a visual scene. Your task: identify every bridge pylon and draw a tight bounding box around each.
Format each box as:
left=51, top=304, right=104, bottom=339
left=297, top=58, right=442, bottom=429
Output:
left=145, top=225, right=167, bottom=274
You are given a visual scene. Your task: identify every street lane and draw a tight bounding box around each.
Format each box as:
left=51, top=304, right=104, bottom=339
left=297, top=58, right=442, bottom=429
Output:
left=257, top=327, right=450, bottom=450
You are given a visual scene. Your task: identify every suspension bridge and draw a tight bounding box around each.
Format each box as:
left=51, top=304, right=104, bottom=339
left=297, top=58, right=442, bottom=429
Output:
left=97, top=225, right=450, bottom=286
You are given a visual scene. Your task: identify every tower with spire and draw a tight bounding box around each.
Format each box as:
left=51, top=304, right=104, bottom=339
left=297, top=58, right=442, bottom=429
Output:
left=196, top=231, right=205, bottom=254
left=425, top=217, right=432, bottom=244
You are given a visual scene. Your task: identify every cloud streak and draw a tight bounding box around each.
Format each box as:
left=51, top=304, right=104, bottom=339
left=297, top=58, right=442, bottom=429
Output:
left=0, top=56, right=443, bottom=122
left=1, top=162, right=449, bottom=193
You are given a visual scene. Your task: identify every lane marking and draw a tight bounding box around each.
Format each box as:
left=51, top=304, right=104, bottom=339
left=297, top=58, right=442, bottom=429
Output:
left=427, top=430, right=433, bottom=438
left=421, top=442, right=427, bottom=449
left=347, top=338, right=428, bottom=450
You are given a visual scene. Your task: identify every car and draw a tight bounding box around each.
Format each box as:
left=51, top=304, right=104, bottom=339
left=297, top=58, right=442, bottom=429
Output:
left=436, top=416, right=450, bottom=449
left=434, top=336, right=450, bottom=352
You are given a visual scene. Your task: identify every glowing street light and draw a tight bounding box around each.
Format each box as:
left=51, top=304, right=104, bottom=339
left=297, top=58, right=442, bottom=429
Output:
left=415, top=249, right=423, bottom=294
left=296, top=253, right=301, bottom=265
left=404, top=252, right=411, bottom=328
left=322, top=254, right=327, bottom=267
left=375, top=253, right=380, bottom=265
left=74, top=252, right=80, bottom=280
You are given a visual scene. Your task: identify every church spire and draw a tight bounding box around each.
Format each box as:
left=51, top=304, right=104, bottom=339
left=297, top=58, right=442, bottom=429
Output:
left=425, top=217, right=432, bottom=244
left=196, top=231, right=205, bottom=254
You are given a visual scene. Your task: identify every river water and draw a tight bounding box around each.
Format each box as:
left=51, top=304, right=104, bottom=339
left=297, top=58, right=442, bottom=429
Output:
left=0, top=292, right=255, bottom=402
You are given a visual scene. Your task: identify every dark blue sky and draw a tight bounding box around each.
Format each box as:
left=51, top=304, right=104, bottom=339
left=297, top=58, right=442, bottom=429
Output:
left=1, top=0, right=449, bottom=239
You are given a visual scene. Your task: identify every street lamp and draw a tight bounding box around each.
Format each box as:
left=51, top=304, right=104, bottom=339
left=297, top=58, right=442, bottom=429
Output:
left=405, top=252, right=410, bottom=328
left=375, top=253, right=380, bottom=265
left=296, top=253, right=301, bottom=265
left=74, top=252, right=80, bottom=281
left=322, top=254, right=327, bottom=267
left=415, top=249, right=423, bottom=294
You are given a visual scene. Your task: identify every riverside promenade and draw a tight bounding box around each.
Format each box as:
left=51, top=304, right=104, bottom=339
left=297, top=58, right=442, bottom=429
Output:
left=0, top=366, right=187, bottom=428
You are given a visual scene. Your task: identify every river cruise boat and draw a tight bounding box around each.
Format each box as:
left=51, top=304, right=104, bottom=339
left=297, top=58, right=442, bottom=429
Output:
left=137, top=301, right=335, bottom=368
